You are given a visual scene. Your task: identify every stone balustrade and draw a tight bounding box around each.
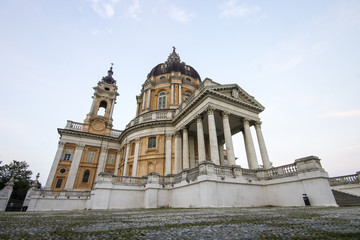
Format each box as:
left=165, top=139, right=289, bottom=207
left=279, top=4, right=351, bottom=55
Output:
left=36, top=189, right=91, bottom=198
left=127, top=109, right=175, bottom=128
left=64, top=120, right=122, bottom=138
left=328, top=173, right=360, bottom=186
left=65, top=120, right=83, bottom=130
left=112, top=175, right=148, bottom=186
left=105, top=156, right=324, bottom=187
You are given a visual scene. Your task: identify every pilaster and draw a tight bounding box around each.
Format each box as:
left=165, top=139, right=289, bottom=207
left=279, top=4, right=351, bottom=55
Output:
left=131, top=138, right=141, bottom=177
left=64, top=144, right=85, bottom=190
left=45, top=141, right=65, bottom=189
left=165, top=134, right=172, bottom=175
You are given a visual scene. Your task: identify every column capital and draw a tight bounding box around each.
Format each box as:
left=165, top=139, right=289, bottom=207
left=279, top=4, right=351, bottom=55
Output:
left=166, top=134, right=173, bottom=140
left=222, top=111, right=230, bottom=119
left=58, top=141, right=66, bottom=148
left=125, top=140, right=130, bottom=145
left=101, top=147, right=109, bottom=152
left=135, top=137, right=141, bottom=143
left=76, top=144, right=85, bottom=150
left=196, top=114, right=203, bottom=122
left=181, top=126, right=188, bottom=133
left=207, top=106, right=215, bottom=115
left=174, top=131, right=182, bottom=138
left=243, top=118, right=250, bottom=125
left=255, top=121, right=262, bottom=128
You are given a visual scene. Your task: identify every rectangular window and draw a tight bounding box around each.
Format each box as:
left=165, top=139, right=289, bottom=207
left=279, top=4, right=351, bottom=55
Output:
left=108, top=154, right=115, bottom=165
left=55, top=179, right=63, bottom=188
left=148, top=137, right=156, bottom=148
left=87, top=152, right=95, bottom=163
left=62, top=149, right=72, bottom=161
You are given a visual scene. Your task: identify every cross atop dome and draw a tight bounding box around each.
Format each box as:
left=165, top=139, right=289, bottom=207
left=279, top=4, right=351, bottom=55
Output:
left=102, top=63, right=116, bottom=85
left=167, top=46, right=181, bottom=63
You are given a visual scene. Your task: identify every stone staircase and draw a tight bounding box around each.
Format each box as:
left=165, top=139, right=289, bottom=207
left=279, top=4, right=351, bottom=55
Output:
left=332, top=189, right=360, bottom=206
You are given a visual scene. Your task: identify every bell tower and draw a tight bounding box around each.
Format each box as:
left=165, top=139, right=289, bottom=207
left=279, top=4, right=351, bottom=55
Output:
left=82, top=64, right=119, bottom=136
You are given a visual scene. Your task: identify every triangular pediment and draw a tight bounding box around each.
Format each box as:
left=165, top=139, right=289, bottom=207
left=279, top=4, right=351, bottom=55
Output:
left=208, top=84, right=265, bottom=111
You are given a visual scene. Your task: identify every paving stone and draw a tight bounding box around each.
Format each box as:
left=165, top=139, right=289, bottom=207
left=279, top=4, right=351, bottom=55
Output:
left=0, top=207, right=359, bottom=239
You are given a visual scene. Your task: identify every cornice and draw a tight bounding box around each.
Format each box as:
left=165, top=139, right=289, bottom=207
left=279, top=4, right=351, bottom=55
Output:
left=58, top=128, right=119, bottom=142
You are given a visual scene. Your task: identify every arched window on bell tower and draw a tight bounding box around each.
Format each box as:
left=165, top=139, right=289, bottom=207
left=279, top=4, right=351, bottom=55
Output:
left=82, top=64, right=119, bottom=136
left=97, top=101, right=107, bottom=116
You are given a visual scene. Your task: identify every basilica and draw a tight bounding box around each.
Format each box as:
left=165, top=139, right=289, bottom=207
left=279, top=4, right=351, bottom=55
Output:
left=27, top=49, right=337, bottom=210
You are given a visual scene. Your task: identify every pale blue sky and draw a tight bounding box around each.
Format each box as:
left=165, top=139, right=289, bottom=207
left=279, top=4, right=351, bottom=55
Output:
left=0, top=0, right=359, bottom=184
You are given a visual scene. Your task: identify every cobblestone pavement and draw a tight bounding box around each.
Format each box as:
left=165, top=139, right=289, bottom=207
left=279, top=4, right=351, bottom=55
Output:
left=0, top=207, right=360, bottom=239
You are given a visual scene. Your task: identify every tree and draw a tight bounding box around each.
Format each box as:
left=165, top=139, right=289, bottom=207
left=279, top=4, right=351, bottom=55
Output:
left=0, top=160, right=33, bottom=193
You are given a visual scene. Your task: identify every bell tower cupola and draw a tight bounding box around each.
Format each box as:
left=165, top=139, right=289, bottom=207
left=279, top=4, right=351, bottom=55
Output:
left=82, top=64, right=119, bottom=136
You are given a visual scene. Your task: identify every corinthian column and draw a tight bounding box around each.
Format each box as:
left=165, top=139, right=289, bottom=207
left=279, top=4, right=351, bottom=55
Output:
left=208, top=108, right=220, bottom=165
left=146, top=88, right=151, bottom=109
left=255, top=122, right=272, bottom=169
left=95, top=147, right=108, bottom=181
left=174, top=132, right=182, bottom=173
left=222, top=111, right=236, bottom=166
left=165, top=134, right=172, bottom=175
left=178, top=84, right=182, bottom=104
left=182, top=127, right=189, bottom=169
left=122, top=142, right=130, bottom=176
left=132, top=138, right=140, bottom=177
left=114, top=149, right=121, bottom=175
left=196, top=115, right=206, bottom=163
left=142, top=91, right=146, bottom=110
left=243, top=119, right=259, bottom=169
left=64, top=144, right=85, bottom=190
left=45, top=141, right=65, bottom=189
left=171, top=83, right=174, bottom=105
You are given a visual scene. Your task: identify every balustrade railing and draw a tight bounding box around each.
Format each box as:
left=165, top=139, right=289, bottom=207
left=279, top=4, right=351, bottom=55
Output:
left=214, top=166, right=234, bottom=178
left=108, top=162, right=315, bottom=187
left=65, top=120, right=83, bottom=131
left=112, top=176, right=148, bottom=186
left=328, top=174, right=359, bottom=186
left=187, top=167, right=199, bottom=181
left=38, top=190, right=91, bottom=198
left=126, top=109, right=175, bottom=128
left=110, top=129, right=122, bottom=137
left=257, top=163, right=298, bottom=180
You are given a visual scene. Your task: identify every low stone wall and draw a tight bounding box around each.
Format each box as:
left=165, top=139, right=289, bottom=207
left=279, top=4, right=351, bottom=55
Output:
left=329, top=171, right=360, bottom=197
left=28, top=156, right=338, bottom=211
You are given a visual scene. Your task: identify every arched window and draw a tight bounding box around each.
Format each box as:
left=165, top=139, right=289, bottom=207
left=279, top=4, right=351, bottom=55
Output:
left=82, top=170, right=90, bottom=183
left=185, top=93, right=191, bottom=101
left=160, top=76, right=166, bottom=81
left=186, top=78, right=191, bottom=83
left=158, top=91, right=166, bottom=109
left=98, top=101, right=107, bottom=116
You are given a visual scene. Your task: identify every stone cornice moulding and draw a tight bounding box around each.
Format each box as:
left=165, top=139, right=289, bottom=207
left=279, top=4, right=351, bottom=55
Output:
left=58, top=129, right=119, bottom=142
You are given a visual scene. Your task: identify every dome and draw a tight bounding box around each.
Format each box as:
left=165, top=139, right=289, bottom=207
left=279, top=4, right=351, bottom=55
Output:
left=147, top=48, right=201, bottom=80
left=102, top=65, right=116, bottom=85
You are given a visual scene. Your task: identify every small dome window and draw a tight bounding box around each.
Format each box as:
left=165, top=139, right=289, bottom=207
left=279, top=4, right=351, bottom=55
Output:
left=186, top=78, right=191, bottom=82
left=160, top=76, right=166, bottom=81
left=105, top=87, right=110, bottom=91
left=59, top=168, right=66, bottom=174
left=185, top=93, right=191, bottom=101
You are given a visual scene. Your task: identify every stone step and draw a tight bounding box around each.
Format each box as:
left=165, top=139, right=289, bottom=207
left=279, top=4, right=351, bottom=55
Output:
left=332, top=189, right=360, bottom=206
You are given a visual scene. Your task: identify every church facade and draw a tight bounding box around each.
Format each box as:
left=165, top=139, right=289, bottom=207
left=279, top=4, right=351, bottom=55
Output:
left=28, top=49, right=337, bottom=210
